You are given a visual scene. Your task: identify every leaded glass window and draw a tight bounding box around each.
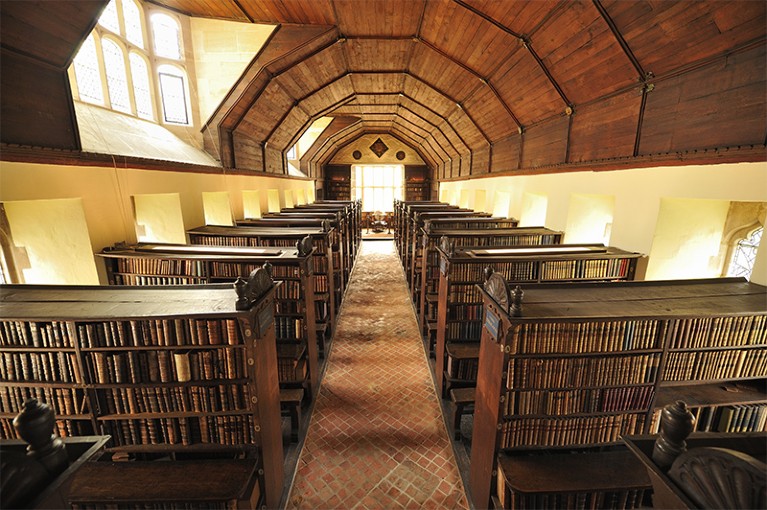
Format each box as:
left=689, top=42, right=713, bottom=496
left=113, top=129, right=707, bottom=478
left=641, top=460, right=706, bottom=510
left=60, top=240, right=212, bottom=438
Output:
left=129, top=52, right=153, bottom=119
left=97, top=0, right=120, bottom=34
left=102, top=39, right=131, bottom=113
left=123, top=0, right=144, bottom=48
left=151, top=13, right=181, bottom=60
left=727, top=226, right=762, bottom=279
left=73, top=34, right=104, bottom=105
left=158, top=66, right=189, bottom=124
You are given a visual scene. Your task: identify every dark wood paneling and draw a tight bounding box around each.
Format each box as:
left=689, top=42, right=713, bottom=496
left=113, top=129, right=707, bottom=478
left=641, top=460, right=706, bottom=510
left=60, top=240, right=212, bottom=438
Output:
left=639, top=45, right=767, bottom=154
left=490, top=134, right=522, bottom=173
left=569, top=88, right=643, bottom=162
left=471, top=146, right=490, bottom=175
left=0, top=51, right=79, bottom=149
left=237, top=0, right=335, bottom=24
left=275, top=44, right=346, bottom=99
left=492, top=45, right=564, bottom=125
left=264, top=145, right=284, bottom=174
left=267, top=109, right=310, bottom=149
left=334, top=0, right=424, bottom=37
left=300, top=76, right=355, bottom=114
left=350, top=73, right=404, bottom=94
left=0, top=0, right=106, bottom=68
left=521, top=115, right=569, bottom=168
left=146, top=0, right=249, bottom=21
left=420, top=0, right=518, bottom=78
left=464, top=86, right=516, bottom=142
left=232, top=132, right=263, bottom=172
left=462, top=0, right=559, bottom=37
left=403, top=75, right=454, bottom=118
left=448, top=110, right=486, bottom=149
left=345, top=39, right=411, bottom=71
left=532, top=0, right=638, bottom=104
left=236, top=80, right=296, bottom=140
left=603, top=0, right=767, bottom=78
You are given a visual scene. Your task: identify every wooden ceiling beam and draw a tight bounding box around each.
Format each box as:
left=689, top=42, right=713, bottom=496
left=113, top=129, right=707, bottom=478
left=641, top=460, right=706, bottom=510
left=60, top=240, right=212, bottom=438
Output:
left=592, top=0, right=647, bottom=81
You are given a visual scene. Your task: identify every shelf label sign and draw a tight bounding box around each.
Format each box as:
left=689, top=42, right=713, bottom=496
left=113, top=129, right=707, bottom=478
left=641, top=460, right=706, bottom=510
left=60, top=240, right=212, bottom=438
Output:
left=485, top=308, right=500, bottom=342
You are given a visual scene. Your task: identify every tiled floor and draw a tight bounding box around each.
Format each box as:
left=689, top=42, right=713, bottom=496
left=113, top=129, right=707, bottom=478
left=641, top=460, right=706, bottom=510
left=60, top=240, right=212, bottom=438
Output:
left=287, top=240, right=469, bottom=510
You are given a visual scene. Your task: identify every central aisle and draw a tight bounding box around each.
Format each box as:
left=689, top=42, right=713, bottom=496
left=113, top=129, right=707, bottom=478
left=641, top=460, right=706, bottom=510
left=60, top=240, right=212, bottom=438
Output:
left=287, top=240, right=469, bottom=509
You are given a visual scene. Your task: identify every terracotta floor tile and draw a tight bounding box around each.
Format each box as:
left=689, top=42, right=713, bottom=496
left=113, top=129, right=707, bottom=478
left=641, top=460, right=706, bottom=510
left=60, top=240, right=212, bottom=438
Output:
left=287, top=241, right=468, bottom=510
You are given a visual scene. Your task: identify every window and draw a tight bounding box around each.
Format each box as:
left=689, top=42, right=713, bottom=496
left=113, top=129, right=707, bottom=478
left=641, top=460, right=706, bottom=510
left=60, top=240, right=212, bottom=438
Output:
left=129, top=52, right=153, bottom=119
left=352, top=165, right=404, bottom=212
left=726, top=226, right=762, bottom=279
left=287, top=145, right=297, bottom=160
left=123, top=0, right=144, bottom=48
left=158, top=65, right=189, bottom=124
left=97, top=0, right=120, bottom=34
left=151, top=13, right=182, bottom=60
left=72, top=34, right=104, bottom=105
left=102, top=38, right=131, bottom=113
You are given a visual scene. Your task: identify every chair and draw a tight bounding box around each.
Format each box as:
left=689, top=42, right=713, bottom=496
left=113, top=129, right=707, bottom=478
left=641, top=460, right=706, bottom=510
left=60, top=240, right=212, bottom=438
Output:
left=371, top=211, right=388, bottom=233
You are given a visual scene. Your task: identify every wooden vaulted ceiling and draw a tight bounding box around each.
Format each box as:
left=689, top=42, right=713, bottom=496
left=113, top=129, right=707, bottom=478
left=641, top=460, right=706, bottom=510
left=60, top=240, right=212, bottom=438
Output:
left=1, top=1, right=765, bottom=180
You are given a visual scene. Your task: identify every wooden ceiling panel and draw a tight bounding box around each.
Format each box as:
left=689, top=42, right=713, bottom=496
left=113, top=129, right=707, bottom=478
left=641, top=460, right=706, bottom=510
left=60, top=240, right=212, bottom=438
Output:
left=490, top=134, right=521, bottom=172
left=463, top=86, right=516, bottom=142
left=569, top=88, right=642, bottom=163
left=267, top=108, right=310, bottom=149
left=447, top=112, right=486, bottom=149
left=520, top=115, right=569, bottom=169
left=275, top=43, right=346, bottom=99
left=393, top=117, right=430, bottom=139
left=236, top=81, right=295, bottom=138
left=410, top=43, right=482, bottom=102
left=461, top=0, right=560, bottom=37
left=350, top=73, right=405, bottom=94
left=639, top=45, right=767, bottom=154
left=344, top=39, right=411, bottom=72
left=145, top=0, right=249, bottom=21
left=298, top=75, right=354, bottom=114
left=491, top=45, right=564, bottom=125
left=237, top=0, right=335, bottom=24
left=402, top=75, right=454, bottom=118
left=334, top=0, right=424, bottom=37
left=0, top=0, right=106, bottom=68
left=532, top=0, right=638, bottom=104
left=420, top=0, right=518, bottom=78
left=603, top=0, right=767, bottom=77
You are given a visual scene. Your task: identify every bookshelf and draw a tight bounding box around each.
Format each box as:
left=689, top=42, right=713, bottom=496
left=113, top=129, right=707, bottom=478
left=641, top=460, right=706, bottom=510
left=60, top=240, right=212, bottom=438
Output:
left=289, top=201, right=361, bottom=271
left=393, top=200, right=446, bottom=260
left=323, top=165, right=351, bottom=201
left=239, top=213, right=351, bottom=297
left=435, top=241, right=640, bottom=399
left=98, top=241, right=320, bottom=399
left=469, top=276, right=767, bottom=509
left=400, top=204, right=464, bottom=275
left=0, top=272, right=285, bottom=508
left=188, top=225, right=337, bottom=355
left=404, top=165, right=430, bottom=202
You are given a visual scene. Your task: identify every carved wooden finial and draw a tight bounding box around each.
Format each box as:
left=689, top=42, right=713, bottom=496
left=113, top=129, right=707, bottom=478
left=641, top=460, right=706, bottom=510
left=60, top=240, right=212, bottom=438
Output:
left=484, top=272, right=510, bottom=312
left=235, top=265, right=274, bottom=310
left=296, top=235, right=312, bottom=256
left=424, top=219, right=432, bottom=233
left=321, top=219, right=331, bottom=232
left=483, top=266, right=494, bottom=282
left=652, top=400, right=696, bottom=471
left=13, top=398, right=69, bottom=473
left=439, top=235, right=455, bottom=256
left=510, top=285, right=524, bottom=317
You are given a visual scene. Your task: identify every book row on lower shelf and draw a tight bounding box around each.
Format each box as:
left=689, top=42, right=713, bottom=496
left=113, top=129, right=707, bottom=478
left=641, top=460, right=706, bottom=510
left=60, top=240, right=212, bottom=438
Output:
left=100, top=384, right=251, bottom=415
left=1, top=351, right=80, bottom=383
left=649, top=402, right=767, bottom=434
left=667, top=314, right=767, bottom=349
left=1, top=386, right=88, bottom=417
left=501, top=412, right=647, bottom=449
left=514, top=320, right=663, bottom=354
left=662, top=348, right=766, bottom=381
left=504, top=385, right=656, bottom=416
left=101, top=415, right=259, bottom=447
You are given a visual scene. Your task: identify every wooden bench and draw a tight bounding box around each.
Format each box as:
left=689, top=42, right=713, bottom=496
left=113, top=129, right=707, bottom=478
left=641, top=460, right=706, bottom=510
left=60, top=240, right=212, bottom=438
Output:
left=279, top=388, right=304, bottom=442
left=449, top=387, right=475, bottom=440
left=443, top=342, right=480, bottom=397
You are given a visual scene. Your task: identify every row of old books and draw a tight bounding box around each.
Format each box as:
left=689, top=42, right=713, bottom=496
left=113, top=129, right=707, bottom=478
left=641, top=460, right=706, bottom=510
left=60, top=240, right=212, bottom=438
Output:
left=0, top=320, right=73, bottom=348
left=667, top=315, right=767, bottom=349
left=0, top=417, right=92, bottom=439
left=445, top=322, right=483, bottom=341
left=662, top=349, right=766, bottom=381
left=446, top=303, right=483, bottom=321
left=504, top=386, right=656, bottom=417
left=446, top=357, right=479, bottom=381
left=208, top=262, right=263, bottom=279
left=85, top=348, right=244, bottom=385
left=115, top=274, right=202, bottom=285
left=115, top=257, right=207, bottom=277
left=188, top=235, right=251, bottom=247
left=1, top=386, right=88, bottom=417
left=274, top=281, right=304, bottom=300
left=74, top=319, right=241, bottom=348
left=275, top=317, right=305, bottom=342
left=497, top=479, right=647, bottom=510
left=314, top=274, right=329, bottom=293
left=448, top=262, right=538, bottom=283
left=1, top=351, right=81, bottom=383
left=99, top=384, right=251, bottom=416
left=312, top=256, right=329, bottom=274
left=516, top=320, right=662, bottom=354
left=447, top=284, right=483, bottom=303
left=507, top=354, right=661, bottom=389
left=649, top=403, right=767, bottom=434
left=277, top=357, right=307, bottom=383
left=540, top=258, right=631, bottom=281
left=101, top=415, right=258, bottom=447
left=501, top=413, right=647, bottom=449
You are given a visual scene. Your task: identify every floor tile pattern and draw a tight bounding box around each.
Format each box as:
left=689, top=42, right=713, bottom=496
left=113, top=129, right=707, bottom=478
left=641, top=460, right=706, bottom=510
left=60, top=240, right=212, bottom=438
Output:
left=287, top=241, right=469, bottom=510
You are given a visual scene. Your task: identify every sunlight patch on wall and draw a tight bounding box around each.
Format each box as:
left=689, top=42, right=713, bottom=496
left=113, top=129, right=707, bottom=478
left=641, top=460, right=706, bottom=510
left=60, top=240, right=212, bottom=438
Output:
left=519, top=193, right=548, bottom=227
left=565, top=194, right=615, bottom=245
left=242, top=190, right=261, bottom=219
left=202, top=191, right=233, bottom=226
left=267, top=189, right=281, bottom=212
left=132, top=192, right=186, bottom=244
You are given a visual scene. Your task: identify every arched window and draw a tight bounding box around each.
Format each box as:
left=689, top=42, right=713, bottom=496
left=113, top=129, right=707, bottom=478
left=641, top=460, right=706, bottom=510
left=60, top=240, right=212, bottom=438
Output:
left=97, top=0, right=120, bottom=34
left=129, top=52, right=153, bottom=119
left=151, top=13, right=182, bottom=60
left=158, top=65, right=189, bottom=124
left=102, top=38, right=131, bottom=113
left=72, top=34, right=104, bottom=105
left=123, top=0, right=144, bottom=48
left=726, top=226, right=763, bottom=279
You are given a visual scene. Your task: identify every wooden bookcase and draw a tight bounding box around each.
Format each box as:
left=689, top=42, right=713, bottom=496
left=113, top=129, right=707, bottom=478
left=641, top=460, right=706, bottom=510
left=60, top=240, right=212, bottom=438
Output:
left=295, top=201, right=361, bottom=260
left=187, top=225, right=337, bottom=357
left=98, top=242, right=320, bottom=399
left=323, top=165, right=351, bottom=201
left=400, top=204, right=465, bottom=276
left=435, top=241, right=640, bottom=399
left=470, top=276, right=767, bottom=509
left=0, top=272, right=286, bottom=508
left=405, top=166, right=431, bottom=201
left=240, top=213, right=351, bottom=296
left=393, top=201, right=453, bottom=263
